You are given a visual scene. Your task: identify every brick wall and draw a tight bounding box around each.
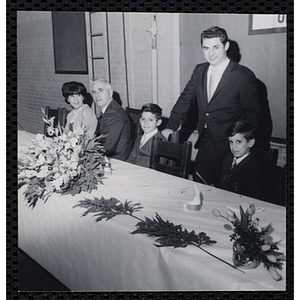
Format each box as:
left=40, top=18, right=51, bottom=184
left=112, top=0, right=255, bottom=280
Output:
left=17, top=12, right=286, bottom=139
left=17, top=12, right=166, bottom=133
left=17, top=12, right=90, bottom=134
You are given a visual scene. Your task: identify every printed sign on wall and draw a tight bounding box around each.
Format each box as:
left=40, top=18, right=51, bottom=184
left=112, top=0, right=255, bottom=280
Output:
left=249, top=14, right=286, bottom=35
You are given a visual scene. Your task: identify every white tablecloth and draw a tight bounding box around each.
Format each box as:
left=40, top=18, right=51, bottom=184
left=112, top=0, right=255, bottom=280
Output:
left=18, top=131, right=286, bottom=291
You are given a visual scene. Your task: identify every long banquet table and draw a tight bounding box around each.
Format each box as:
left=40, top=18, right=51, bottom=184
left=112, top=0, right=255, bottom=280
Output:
left=18, top=130, right=286, bottom=291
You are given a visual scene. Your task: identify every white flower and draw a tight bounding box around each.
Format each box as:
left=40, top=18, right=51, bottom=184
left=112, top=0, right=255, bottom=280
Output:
left=52, top=177, right=63, bottom=189
left=70, top=152, right=79, bottom=162
left=53, top=171, right=61, bottom=179
left=69, top=169, right=79, bottom=177
left=59, top=134, right=67, bottom=142
left=252, top=222, right=262, bottom=232
left=67, top=131, right=75, bottom=138
left=35, top=165, right=49, bottom=178
left=54, top=128, right=60, bottom=136
left=226, top=208, right=235, bottom=218
left=61, top=173, right=70, bottom=184
left=36, top=154, right=46, bottom=166
left=47, top=127, right=54, bottom=136
left=261, top=244, right=271, bottom=251
left=212, top=209, right=221, bottom=217
left=70, top=137, right=78, bottom=147
left=268, top=268, right=282, bottom=281
left=35, top=133, right=44, bottom=141
left=266, top=255, right=277, bottom=263
left=19, top=157, right=35, bottom=166
left=73, top=125, right=84, bottom=137
left=69, top=161, right=78, bottom=171
left=246, top=204, right=255, bottom=216
left=65, top=142, right=71, bottom=149
left=23, top=169, right=38, bottom=178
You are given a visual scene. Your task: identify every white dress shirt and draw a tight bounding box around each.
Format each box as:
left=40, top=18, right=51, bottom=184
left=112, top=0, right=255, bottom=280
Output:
left=207, top=57, right=230, bottom=101
left=101, top=99, right=113, bottom=114
left=232, top=151, right=251, bottom=168
left=140, top=128, right=158, bottom=148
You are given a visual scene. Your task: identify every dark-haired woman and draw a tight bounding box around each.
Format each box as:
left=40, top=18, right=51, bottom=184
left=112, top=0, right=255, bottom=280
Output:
left=62, top=81, right=97, bottom=139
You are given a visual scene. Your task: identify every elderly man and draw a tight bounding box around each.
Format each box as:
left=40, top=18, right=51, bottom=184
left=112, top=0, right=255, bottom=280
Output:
left=92, top=79, right=132, bottom=161
left=162, top=26, right=261, bottom=185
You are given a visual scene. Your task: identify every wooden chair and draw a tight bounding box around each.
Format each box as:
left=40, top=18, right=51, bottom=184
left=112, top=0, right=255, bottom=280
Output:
left=44, top=106, right=68, bottom=137
left=167, top=130, right=179, bottom=143
left=251, top=147, right=279, bottom=201
left=125, top=107, right=141, bottom=142
left=150, top=138, right=192, bottom=179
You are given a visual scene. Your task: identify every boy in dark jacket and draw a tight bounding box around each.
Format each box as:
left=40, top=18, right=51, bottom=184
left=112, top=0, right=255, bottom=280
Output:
left=126, top=103, right=166, bottom=168
left=216, top=120, right=262, bottom=199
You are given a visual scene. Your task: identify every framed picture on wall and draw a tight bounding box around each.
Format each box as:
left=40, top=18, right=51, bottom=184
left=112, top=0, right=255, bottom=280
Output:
left=249, top=14, right=286, bottom=35
left=52, top=12, right=88, bottom=74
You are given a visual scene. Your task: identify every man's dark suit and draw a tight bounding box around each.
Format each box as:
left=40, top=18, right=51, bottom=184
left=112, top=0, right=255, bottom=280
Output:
left=165, top=60, right=261, bottom=184
left=94, top=99, right=132, bottom=161
left=216, top=152, right=263, bottom=200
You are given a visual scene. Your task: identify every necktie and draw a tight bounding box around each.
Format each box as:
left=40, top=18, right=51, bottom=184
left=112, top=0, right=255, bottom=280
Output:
left=208, top=69, right=216, bottom=102
left=95, top=112, right=103, bottom=136
left=231, top=158, right=237, bottom=169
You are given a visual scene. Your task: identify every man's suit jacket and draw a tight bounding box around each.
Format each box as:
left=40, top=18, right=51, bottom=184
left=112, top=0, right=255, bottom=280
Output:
left=126, top=131, right=166, bottom=167
left=95, top=99, right=132, bottom=161
left=166, top=60, right=261, bottom=156
left=216, top=152, right=263, bottom=199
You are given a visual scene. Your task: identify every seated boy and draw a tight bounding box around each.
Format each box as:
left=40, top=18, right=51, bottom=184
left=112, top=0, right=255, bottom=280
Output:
left=215, top=120, right=263, bottom=199
left=126, top=103, right=166, bottom=167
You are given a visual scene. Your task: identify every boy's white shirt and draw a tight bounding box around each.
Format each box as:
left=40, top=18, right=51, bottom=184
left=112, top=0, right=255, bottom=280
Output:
left=233, top=151, right=251, bottom=166
left=140, top=128, right=158, bottom=148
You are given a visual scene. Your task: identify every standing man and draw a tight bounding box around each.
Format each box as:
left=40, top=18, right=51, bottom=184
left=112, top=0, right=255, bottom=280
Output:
left=92, top=79, right=132, bottom=161
left=162, top=26, right=261, bottom=185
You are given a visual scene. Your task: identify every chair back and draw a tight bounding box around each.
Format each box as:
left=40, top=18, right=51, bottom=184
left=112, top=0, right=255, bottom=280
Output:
left=251, top=147, right=279, bottom=200
left=167, top=130, right=179, bottom=143
left=44, top=106, right=67, bottom=136
left=150, top=138, right=192, bottom=179
left=125, top=107, right=141, bottom=142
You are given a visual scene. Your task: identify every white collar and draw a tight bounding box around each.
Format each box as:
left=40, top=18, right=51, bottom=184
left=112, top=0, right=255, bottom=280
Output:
left=101, top=99, right=113, bottom=114
left=140, top=128, right=158, bottom=147
left=143, top=128, right=158, bottom=139
left=235, top=151, right=251, bottom=165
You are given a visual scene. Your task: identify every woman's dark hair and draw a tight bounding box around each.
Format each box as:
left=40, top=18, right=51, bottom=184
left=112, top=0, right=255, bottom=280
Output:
left=200, top=26, right=228, bottom=47
left=226, top=120, right=255, bottom=141
left=140, top=103, right=162, bottom=119
left=61, top=81, right=87, bottom=103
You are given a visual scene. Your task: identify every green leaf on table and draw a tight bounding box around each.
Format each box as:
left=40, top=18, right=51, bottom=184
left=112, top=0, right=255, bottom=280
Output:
left=73, top=197, right=143, bottom=221
left=131, top=212, right=216, bottom=248
left=239, top=205, right=248, bottom=229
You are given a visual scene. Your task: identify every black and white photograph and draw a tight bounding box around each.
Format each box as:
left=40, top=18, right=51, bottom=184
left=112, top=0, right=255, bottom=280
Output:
left=11, top=9, right=291, bottom=296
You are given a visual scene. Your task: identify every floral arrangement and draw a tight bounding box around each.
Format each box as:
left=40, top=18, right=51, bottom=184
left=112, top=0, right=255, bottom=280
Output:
left=74, top=197, right=244, bottom=273
left=42, top=107, right=64, bottom=137
left=212, top=204, right=285, bottom=281
left=18, top=109, right=110, bottom=208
